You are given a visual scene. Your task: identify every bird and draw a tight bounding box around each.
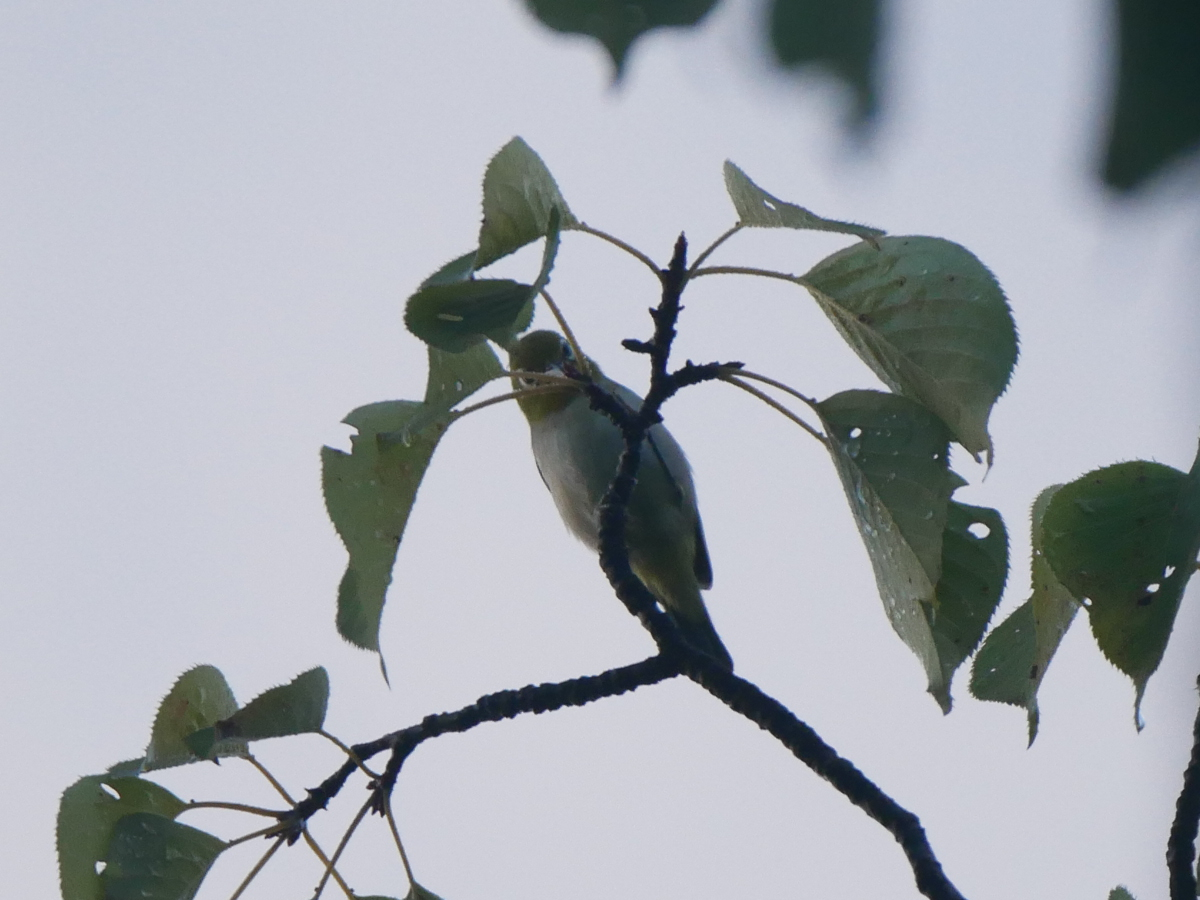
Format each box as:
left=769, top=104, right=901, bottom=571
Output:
left=508, top=330, right=733, bottom=670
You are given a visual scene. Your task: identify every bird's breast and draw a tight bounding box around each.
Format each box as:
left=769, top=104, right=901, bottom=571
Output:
left=529, top=401, right=625, bottom=550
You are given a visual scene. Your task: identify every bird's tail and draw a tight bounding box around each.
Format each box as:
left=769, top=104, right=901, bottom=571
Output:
left=634, top=560, right=734, bottom=670
left=675, top=605, right=734, bottom=671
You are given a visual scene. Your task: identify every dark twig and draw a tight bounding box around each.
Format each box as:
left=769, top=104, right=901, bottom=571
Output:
left=589, top=233, right=967, bottom=900
left=370, top=653, right=679, bottom=804
left=1168, top=675, right=1200, bottom=899
left=284, top=655, right=678, bottom=840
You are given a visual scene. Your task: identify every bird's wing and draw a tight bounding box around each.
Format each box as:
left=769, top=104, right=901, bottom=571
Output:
left=692, top=518, right=713, bottom=589
left=645, top=431, right=688, bottom=506
left=644, top=422, right=712, bottom=590
left=533, top=455, right=552, bottom=493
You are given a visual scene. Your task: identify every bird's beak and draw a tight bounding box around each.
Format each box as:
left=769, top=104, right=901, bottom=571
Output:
left=546, top=358, right=584, bottom=381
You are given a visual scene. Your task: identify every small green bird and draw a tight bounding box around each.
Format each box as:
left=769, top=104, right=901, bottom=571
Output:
left=509, top=330, right=732, bottom=670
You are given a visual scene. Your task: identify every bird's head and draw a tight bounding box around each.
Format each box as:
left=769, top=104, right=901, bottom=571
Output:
left=508, top=330, right=593, bottom=421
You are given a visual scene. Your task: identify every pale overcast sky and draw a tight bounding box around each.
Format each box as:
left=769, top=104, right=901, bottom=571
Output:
left=2, top=3, right=1198, bottom=899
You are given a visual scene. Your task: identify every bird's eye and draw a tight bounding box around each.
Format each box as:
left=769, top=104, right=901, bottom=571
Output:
left=560, top=340, right=575, bottom=362
left=517, top=375, right=538, bottom=389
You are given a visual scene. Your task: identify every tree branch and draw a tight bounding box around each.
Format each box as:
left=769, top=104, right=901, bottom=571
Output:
left=1168, top=674, right=1200, bottom=899
left=589, top=232, right=968, bottom=900
left=284, top=655, right=679, bottom=840
left=284, top=233, right=967, bottom=900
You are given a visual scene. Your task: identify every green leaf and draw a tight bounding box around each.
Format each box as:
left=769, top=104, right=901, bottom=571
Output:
left=391, top=343, right=507, bottom=448
left=106, top=758, right=147, bottom=778
left=405, top=279, right=536, bottom=353
left=325, top=338, right=506, bottom=654
left=1102, top=0, right=1200, bottom=190
left=400, top=257, right=506, bottom=438
left=722, top=162, right=883, bottom=241
left=58, top=776, right=185, bottom=900
left=424, top=343, right=505, bottom=409
left=142, top=665, right=244, bottom=771
left=1042, top=453, right=1200, bottom=725
left=817, top=389, right=971, bottom=706
left=323, top=402, right=445, bottom=652
left=770, top=0, right=882, bottom=123
left=419, top=251, right=478, bottom=290
left=407, top=207, right=559, bottom=353
left=103, top=813, right=226, bottom=900
left=475, top=136, right=577, bottom=268
left=524, top=0, right=719, bottom=78
left=925, top=502, right=1008, bottom=711
left=971, top=485, right=1081, bottom=743
left=185, top=667, right=329, bottom=759
left=803, top=235, right=1018, bottom=462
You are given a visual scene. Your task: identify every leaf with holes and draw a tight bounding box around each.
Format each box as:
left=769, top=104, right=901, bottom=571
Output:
left=408, top=208, right=560, bottom=353
left=525, top=0, right=719, bottom=78
left=395, top=256, right=506, bottom=441
left=1042, top=451, right=1200, bottom=724
left=723, top=162, right=883, bottom=242
left=186, top=667, right=329, bottom=759
left=324, top=338, right=503, bottom=656
left=924, top=502, right=1008, bottom=712
left=817, top=390, right=974, bottom=705
left=387, top=343, right=506, bottom=449
left=404, top=279, right=536, bottom=353
left=142, top=666, right=244, bottom=771
left=323, top=401, right=444, bottom=654
left=103, top=813, right=226, bottom=900
left=58, top=776, right=186, bottom=900
left=476, top=136, right=577, bottom=268
left=803, top=236, right=1018, bottom=462
left=971, top=485, right=1081, bottom=743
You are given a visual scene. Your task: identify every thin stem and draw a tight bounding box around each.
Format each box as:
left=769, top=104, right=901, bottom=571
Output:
left=227, top=835, right=285, bottom=900
left=575, top=222, right=661, bottom=275
left=540, top=289, right=586, bottom=365
left=250, top=748, right=350, bottom=897
left=300, top=828, right=356, bottom=900
left=501, top=370, right=584, bottom=389
left=730, top=367, right=821, bottom=411
left=225, top=822, right=287, bottom=850
left=688, top=224, right=743, bottom=273
left=446, top=378, right=580, bottom=422
left=689, top=265, right=806, bottom=287
left=312, top=797, right=374, bottom=900
left=183, top=800, right=283, bottom=818
left=720, top=374, right=826, bottom=443
left=246, top=755, right=295, bottom=805
left=319, top=729, right=379, bottom=779
left=384, top=797, right=418, bottom=887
